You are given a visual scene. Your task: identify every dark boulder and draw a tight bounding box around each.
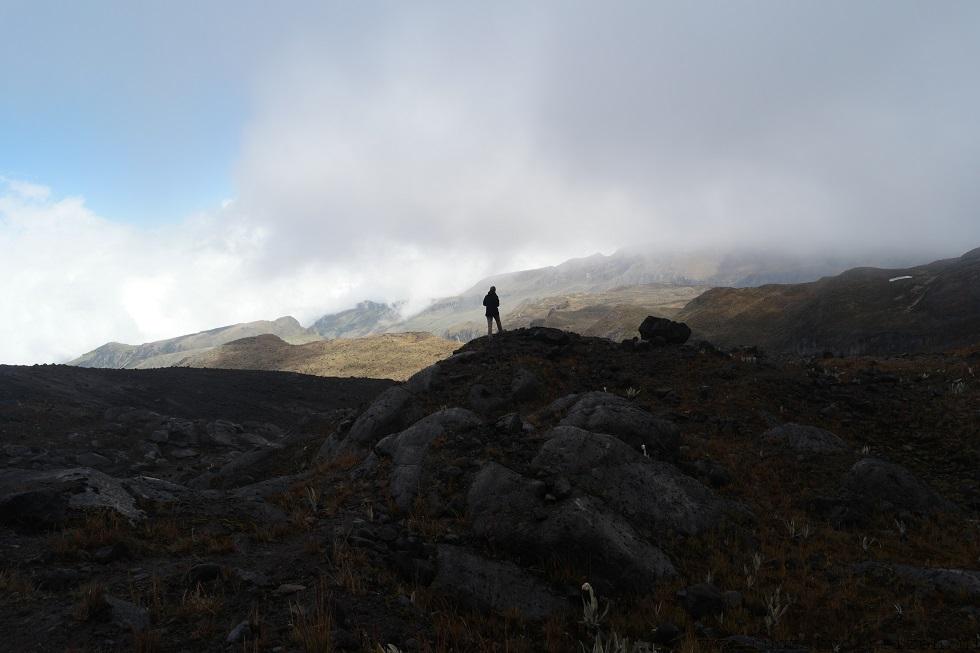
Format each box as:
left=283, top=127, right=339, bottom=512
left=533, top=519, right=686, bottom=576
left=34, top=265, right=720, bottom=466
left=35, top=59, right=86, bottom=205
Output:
left=852, top=562, right=980, bottom=599
left=547, top=392, right=680, bottom=457
left=841, top=458, right=957, bottom=517
left=105, top=595, right=150, bottom=632
left=639, top=317, right=691, bottom=345
left=467, top=462, right=676, bottom=591
left=762, top=423, right=848, bottom=455
left=532, top=427, right=728, bottom=535
left=677, top=582, right=725, bottom=619
left=721, top=636, right=808, bottom=653
left=0, top=467, right=144, bottom=530
left=510, top=367, right=542, bottom=402
left=431, top=545, right=567, bottom=619
left=319, top=385, right=425, bottom=459
left=690, top=458, right=733, bottom=488
left=467, top=384, right=509, bottom=415
left=376, top=409, right=482, bottom=511
left=815, top=457, right=958, bottom=526
left=526, top=327, right=571, bottom=345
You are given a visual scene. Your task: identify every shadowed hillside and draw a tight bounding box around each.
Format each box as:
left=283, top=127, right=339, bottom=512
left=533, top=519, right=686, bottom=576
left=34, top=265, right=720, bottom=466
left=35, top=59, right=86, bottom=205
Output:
left=678, top=248, right=980, bottom=355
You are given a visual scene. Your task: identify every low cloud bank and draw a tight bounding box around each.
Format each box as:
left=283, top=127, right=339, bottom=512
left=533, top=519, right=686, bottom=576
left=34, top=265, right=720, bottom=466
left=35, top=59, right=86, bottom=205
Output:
left=0, top=179, right=540, bottom=364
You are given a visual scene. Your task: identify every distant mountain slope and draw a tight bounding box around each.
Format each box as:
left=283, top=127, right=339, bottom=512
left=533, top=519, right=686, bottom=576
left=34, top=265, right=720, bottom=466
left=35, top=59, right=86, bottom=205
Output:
left=69, top=247, right=931, bottom=368
left=504, top=284, right=706, bottom=342
left=390, top=248, right=896, bottom=341
left=677, top=248, right=980, bottom=355
left=71, top=317, right=319, bottom=369
left=310, top=300, right=403, bottom=338
left=177, top=332, right=457, bottom=381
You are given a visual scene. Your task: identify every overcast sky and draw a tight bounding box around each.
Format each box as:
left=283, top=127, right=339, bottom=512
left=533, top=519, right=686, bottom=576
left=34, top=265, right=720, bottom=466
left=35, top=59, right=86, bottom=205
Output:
left=2, top=1, right=979, bottom=363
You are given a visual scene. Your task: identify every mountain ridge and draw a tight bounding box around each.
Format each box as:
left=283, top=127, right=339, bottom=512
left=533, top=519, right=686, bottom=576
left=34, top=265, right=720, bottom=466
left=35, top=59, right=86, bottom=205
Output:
left=68, top=247, right=949, bottom=368
left=678, top=247, right=980, bottom=355
left=70, top=316, right=319, bottom=369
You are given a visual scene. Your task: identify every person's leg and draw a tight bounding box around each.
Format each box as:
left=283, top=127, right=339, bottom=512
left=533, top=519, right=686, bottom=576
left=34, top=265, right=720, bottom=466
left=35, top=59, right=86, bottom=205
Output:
left=494, top=314, right=503, bottom=333
left=487, top=316, right=493, bottom=339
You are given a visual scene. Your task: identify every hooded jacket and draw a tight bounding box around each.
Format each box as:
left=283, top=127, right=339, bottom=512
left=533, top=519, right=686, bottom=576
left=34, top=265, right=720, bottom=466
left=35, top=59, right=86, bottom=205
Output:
left=482, top=290, right=500, bottom=317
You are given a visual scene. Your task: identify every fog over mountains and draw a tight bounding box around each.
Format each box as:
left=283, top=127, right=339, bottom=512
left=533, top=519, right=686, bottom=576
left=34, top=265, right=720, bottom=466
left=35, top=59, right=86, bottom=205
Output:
left=71, top=244, right=955, bottom=371
left=4, top=2, right=980, bottom=366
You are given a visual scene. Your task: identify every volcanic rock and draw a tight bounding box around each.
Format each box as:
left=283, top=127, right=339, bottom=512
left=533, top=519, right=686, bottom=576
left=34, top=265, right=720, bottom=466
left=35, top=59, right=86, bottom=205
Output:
left=431, top=544, right=567, bottom=619
left=375, top=408, right=482, bottom=511
left=841, top=458, right=957, bottom=517
left=0, top=467, right=144, bottom=530
left=547, top=392, right=680, bottom=457
left=762, top=423, right=848, bottom=455
left=532, top=427, right=727, bottom=535
left=639, top=316, right=692, bottom=344
left=467, top=462, right=676, bottom=591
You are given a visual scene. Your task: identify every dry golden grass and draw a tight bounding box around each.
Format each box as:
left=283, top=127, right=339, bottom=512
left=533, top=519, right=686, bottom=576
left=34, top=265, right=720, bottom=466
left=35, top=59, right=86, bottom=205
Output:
left=406, top=501, right=452, bottom=540
left=175, top=582, right=223, bottom=618
left=331, top=537, right=369, bottom=595
left=73, top=582, right=108, bottom=622
left=50, top=511, right=129, bottom=557
left=182, top=331, right=457, bottom=381
left=250, top=519, right=297, bottom=542
left=0, top=568, right=35, bottom=597
left=132, top=628, right=161, bottom=653
left=291, top=579, right=334, bottom=653
left=418, top=601, right=542, bottom=653
left=312, top=450, right=364, bottom=475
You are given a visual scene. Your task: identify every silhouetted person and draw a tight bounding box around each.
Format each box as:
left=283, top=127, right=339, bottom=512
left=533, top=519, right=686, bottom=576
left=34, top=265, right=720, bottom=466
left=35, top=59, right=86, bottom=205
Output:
left=483, top=286, right=503, bottom=339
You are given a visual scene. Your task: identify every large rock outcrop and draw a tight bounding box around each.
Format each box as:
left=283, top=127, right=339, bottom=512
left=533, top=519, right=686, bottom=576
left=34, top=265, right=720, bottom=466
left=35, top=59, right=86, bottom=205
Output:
left=0, top=467, right=145, bottom=530
left=544, top=392, right=680, bottom=457
left=467, top=462, right=676, bottom=591
left=639, top=316, right=692, bottom=344
left=761, top=423, right=848, bottom=456
left=840, top=458, right=957, bottom=516
left=817, top=457, right=959, bottom=526
left=375, top=409, right=482, bottom=511
left=532, top=427, right=726, bottom=535
left=431, top=545, right=567, bottom=619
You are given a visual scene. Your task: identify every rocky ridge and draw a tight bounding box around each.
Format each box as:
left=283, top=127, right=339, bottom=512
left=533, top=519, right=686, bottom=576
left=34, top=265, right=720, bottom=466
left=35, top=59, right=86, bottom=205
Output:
left=2, top=324, right=978, bottom=651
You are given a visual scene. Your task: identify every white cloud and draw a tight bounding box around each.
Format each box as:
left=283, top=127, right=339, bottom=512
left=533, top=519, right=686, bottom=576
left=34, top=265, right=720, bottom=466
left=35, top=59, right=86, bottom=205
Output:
left=4, top=2, right=980, bottom=364
left=229, top=1, right=980, bottom=281
left=0, top=182, right=278, bottom=363
left=0, top=178, right=532, bottom=364
left=2, top=178, right=51, bottom=201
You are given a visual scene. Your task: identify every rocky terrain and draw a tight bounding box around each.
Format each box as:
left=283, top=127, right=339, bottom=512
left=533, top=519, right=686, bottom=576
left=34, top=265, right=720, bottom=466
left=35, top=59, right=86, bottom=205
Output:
left=679, top=247, right=980, bottom=356
left=71, top=318, right=321, bottom=370
left=3, top=321, right=978, bottom=652
left=177, top=333, right=458, bottom=381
